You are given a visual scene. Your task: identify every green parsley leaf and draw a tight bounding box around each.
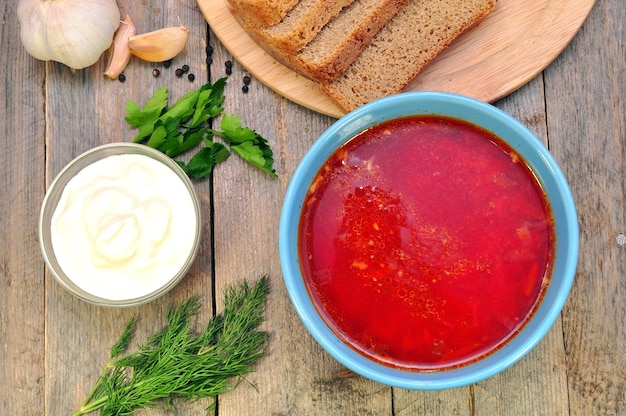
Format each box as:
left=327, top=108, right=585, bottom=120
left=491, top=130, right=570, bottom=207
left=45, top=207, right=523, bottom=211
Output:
left=190, top=78, right=226, bottom=128
left=161, top=90, right=199, bottom=122
left=125, top=86, right=168, bottom=142
left=170, top=127, right=209, bottom=158
left=202, top=77, right=227, bottom=118
left=217, top=114, right=277, bottom=177
left=150, top=118, right=184, bottom=156
left=178, top=143, right=231, bottom=180
left=125, top=78, right=277, bottom=179
left=189, top=89, right=214, bottom=129
left=145, top=124, right=168, bottom=149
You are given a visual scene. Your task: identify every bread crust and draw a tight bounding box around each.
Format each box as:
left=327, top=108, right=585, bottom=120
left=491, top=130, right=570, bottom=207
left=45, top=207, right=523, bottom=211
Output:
left=226, top=0, right=300, bottom=27
left=250, top=0, right=357, bottom=55
left=322, top=0, right=497, bottom=111
left=291, top=0, right=410, bottom=82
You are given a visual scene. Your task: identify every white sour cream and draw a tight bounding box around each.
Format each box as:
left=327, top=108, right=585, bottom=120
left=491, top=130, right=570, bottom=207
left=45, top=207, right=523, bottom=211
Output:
left=50, top=153, right=198, bottom=301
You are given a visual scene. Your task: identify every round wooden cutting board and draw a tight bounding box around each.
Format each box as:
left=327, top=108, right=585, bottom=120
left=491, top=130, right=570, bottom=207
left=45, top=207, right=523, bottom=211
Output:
left=198, top=0, right=595, bottom=118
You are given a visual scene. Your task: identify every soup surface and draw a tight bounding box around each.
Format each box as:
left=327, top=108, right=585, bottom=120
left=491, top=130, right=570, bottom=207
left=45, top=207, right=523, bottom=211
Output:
left=298, top=116, right=554, bottom=370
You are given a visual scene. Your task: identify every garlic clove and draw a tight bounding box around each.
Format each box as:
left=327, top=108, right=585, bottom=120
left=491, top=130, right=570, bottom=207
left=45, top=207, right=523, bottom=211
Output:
left=127, top=25, right=189, bottom=62
left=105, top=15, right=136, bottom=79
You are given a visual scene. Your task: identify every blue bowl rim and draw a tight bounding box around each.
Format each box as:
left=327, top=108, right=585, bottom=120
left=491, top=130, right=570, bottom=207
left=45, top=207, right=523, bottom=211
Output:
left=279, top=91, right=579, bottom=390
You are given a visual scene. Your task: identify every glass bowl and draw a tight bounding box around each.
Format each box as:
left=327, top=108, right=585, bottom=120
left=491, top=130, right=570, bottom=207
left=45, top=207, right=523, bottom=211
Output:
left=39, top=143, right=202, bottom=307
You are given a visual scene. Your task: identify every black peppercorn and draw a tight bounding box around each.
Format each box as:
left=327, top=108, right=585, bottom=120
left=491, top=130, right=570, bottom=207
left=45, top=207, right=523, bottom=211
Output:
left=242, top=84, right=249, bottom=93
left=175, top=68, right=184, bottom=77
left=182, top=64, right=190, bottom=73
left=152, top=68, right=160, bottom=77
left=243, top=75, right=251, bottom=85
left=225, top=60, right=233, bottom=68
left=163, top=59, right=172, bottom=68
left=188, top=73, right=195, bottom=82
left=118, top=74, right=126, bottom=83
left=206, top=56, right=213, bottom=65
left=206, top=45, right=214, bottom=56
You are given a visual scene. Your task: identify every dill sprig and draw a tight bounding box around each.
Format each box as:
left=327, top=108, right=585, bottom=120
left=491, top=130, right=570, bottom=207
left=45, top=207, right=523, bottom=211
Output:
left=72, top=276, right=271, bottom=416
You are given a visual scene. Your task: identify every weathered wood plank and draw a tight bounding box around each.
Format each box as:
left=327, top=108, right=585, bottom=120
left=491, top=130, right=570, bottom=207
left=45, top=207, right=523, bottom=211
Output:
left=209, top=40, right=394, bottom=415
left=0, top=2, right=47, bottom=415
left=471, top=76, right=570, bottom=416
left=42, top=1, right=212, bottom=414
left=393, top=71, right=570, bottom=416
left=545, top=1, right=626, bottom=414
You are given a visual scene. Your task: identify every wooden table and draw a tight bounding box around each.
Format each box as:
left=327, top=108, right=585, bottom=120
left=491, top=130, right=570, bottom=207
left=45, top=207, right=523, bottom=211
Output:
left=1, top=0, right=624, bottom=414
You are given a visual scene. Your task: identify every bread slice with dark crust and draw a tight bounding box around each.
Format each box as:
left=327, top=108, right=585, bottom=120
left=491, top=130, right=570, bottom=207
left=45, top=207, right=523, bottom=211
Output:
left=322, top=0, right=497, bottom=112
left=249, top=0, right=357, bottom=55
left=226, top=0, right=299, bottom=28
left=289, top=0, right=410, bottom=82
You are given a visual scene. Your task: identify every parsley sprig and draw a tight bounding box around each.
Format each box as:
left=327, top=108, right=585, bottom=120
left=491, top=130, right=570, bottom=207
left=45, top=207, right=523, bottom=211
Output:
left=72, top=276, right=270, bottom=416
left=125, top=78, right=277, bottom=179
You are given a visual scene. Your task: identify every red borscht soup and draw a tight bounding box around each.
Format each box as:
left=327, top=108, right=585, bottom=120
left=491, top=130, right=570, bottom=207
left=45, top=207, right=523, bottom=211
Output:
left=298, top=115, right=555, bottom=370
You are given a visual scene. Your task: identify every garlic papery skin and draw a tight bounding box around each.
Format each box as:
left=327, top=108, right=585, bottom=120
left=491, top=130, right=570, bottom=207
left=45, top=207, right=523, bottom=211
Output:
left=17, top=0, right=121, bottom=70
left=104, top=15, right=136, bottom=79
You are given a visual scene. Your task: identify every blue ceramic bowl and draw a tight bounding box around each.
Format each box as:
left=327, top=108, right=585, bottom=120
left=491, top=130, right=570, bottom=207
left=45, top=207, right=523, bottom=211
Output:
left=279, top=92, right=578, bottom=390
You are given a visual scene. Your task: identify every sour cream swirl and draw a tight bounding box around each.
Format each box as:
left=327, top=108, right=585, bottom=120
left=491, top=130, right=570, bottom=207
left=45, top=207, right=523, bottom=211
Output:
left=50, top=153, right=198, bottom=300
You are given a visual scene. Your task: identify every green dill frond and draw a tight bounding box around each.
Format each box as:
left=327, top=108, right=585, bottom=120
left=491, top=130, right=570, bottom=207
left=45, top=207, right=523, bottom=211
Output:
left=110, top=316, right=136, bottom=359
left=72, top=277, right=271, bottom=416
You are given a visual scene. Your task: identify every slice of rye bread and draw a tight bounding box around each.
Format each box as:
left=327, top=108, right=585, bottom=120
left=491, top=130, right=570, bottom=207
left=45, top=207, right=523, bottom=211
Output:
left=250, top=0, right=357, bottom=55
left=287, top=0, right=410, bottom=82
left=226, top=0, right=299, bottom=27
left=322, top=0, right=497, bottom=112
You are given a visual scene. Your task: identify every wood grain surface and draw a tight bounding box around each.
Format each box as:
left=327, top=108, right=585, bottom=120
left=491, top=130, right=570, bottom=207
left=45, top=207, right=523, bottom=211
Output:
left=199, top=0, right=596, bottom=118
left=1, top=0, right=624, bottom=415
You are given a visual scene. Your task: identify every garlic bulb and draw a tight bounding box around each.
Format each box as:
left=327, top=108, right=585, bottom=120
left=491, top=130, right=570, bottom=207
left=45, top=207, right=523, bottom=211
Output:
left=18, top=0, right=120, bottom=70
